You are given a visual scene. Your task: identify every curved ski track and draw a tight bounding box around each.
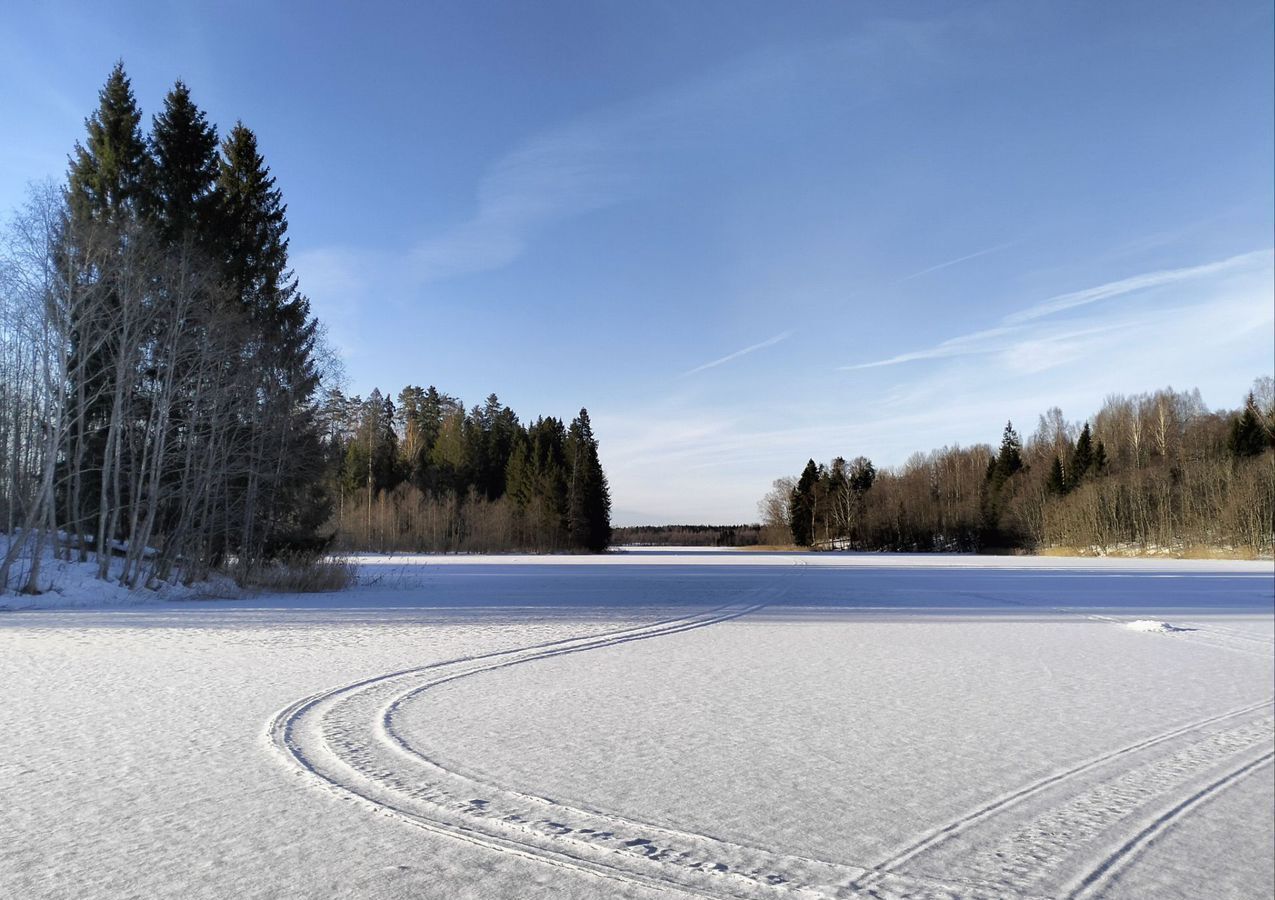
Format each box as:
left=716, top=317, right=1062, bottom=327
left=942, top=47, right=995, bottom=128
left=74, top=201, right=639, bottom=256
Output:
left=269, top=567, right=1274, bottom=899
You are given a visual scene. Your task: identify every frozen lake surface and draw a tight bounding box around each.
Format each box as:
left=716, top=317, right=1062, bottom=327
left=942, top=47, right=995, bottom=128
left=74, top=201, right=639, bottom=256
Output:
left=2, top=550, right=1272, bottom=898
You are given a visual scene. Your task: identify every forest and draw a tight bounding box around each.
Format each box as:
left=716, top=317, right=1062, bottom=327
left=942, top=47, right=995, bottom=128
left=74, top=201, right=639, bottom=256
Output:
left=760, top=381, right=1275, bottom=555
left=0, top=65, right=609, bottom=593
left=319, top=387, right=611, bottom=554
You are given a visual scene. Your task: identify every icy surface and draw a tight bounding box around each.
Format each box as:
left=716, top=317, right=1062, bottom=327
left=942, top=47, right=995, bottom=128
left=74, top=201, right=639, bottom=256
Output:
left=2, top=550, right=1272, bottom=898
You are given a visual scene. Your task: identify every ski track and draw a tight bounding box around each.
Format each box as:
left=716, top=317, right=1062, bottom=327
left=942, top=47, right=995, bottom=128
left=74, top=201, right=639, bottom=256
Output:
left=268, top=566, right=1273, bottom=899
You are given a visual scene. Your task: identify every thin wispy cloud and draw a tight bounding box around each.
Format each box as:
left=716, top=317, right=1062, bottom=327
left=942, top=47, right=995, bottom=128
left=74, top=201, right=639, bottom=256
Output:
left=409, top=121, right=636, bottom=283
left=895, top=240, right=1016, bottom=283
left=840, top=325, right=1018, bottom=370
left=406, top=21, right=941, bottom=286
left=682, top=330, right=793, bottom=376
left=1004, top=248, right=1272, bottom=324
left=846, top=247, right=1275, bottom=370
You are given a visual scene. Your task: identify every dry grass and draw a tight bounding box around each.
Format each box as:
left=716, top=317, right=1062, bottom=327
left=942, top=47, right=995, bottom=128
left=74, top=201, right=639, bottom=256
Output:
left=231, top=554, right=357, bottom=593
left=1037, top=544, right=1270, bottom=561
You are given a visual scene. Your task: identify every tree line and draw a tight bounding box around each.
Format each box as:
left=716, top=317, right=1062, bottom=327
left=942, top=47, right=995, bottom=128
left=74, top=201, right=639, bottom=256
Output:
left=610, top=524, right=765, bottom=547
left=761, top=380, right=1275, bottom=555
left=319, top=387, right=611, bottom=553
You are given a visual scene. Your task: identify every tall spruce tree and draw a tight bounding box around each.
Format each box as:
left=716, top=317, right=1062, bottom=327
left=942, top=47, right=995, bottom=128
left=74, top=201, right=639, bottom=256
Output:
left=217, top=122, right=326, bottom=554
left=68, top=62, right=150, bottom=228
left=790, top=459, right=819, bottom=546
left=994, top=422, right=1024, bottom=481
left=148, top=81, right=220, bottom=249
left=566, top=409, right=611, bottom=552
left=64, top=62, right=152, bottom=549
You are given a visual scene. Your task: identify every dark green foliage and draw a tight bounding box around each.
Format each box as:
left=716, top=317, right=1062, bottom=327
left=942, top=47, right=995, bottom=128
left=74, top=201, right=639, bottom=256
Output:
left=610, top=524, right=766, bottom=547
left=1228, top=394, right=1267, bottom=459
left=63, top=62, right=152, bottom=538
left=319, top=389, right=608, bottom=551
left=981, top=421, right=1026, bottom=545
left=49, top=64, right=333, bottom=580
left=68, top=62, right=150, bottom=226
left=992, top=421, right=1024, bottom=484
left=148, top=81, right=220, bottom=248
left=342, top=391, right=399, bottom=494
left=1069, top=423, right=1095, bottom=487
left=216, top=121, right=327, bottom=551
left=1064, top=422, right=1107, bottom=489
left=790, top=459, right=819, bottom=546
left=1046, top=455, right=1067, bottom=495
left=567, top=409, right=611, bottom=552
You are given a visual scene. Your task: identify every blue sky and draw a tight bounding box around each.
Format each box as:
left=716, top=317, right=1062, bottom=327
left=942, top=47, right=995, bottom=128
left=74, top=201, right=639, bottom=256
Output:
left=3, top=1, right=1272, bottom=524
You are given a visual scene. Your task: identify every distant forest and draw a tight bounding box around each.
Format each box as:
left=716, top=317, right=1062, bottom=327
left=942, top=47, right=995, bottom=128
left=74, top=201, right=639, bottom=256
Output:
left=611, top=524, right=765, bottom=547
left=0, top=64, right=611, bottom=594
left=760, top=381, right=1274, bottom=555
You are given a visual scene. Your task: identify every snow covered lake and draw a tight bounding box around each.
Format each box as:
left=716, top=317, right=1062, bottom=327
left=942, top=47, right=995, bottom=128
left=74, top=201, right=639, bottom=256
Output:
left=2, top=550, right=1272, bottom=899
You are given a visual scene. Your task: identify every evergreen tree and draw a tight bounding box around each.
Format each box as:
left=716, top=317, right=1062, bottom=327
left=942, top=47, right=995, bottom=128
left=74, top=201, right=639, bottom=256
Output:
left=528, top=416, right=569, bottom=537
left=1046, top=455, right=1066, bottom=495
left=790, top=459, right=819, bottom=546
left=64, top=62, right=152, bottom=542
left=504, top=434, right=534, bottom=509
left=217, top=122, right=326, bottom=552
left=566, top=409, right=611, bottom=551
left=147, top=80, right=220, bottom=248
left=995, top=421, right=1024, bottom=480
left=1068, top=423, right=1095, bottom=487
left=68, top=62, right=150, bottom=228
left=981, top=422, right=1024, bottom=544
left=1228, top=394, right=1267, bottom=458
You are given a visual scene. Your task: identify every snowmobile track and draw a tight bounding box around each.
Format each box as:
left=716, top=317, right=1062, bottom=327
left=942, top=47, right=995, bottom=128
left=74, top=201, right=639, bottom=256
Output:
left=269, top=565, right=1272, bottom=900
left=855, top=700, right=1273, bottom=898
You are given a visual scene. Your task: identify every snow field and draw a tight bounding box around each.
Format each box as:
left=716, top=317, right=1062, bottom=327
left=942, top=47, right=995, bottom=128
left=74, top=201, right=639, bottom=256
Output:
left=0, top=607, right=682, bottom=899
left=2, top=551, right=1272, bottom=898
